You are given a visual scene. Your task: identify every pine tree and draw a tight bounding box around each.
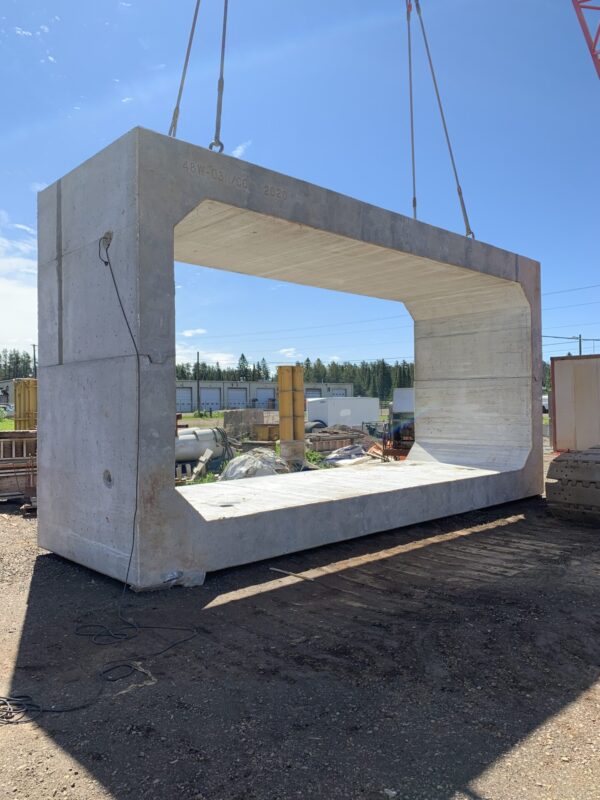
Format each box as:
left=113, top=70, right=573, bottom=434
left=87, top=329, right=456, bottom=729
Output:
left=303, top=358, right=313, bottom=381
left=312, top=358, right=326, bottom=382
left=237, top=353, right=250, bottom=381
left=260, top=358, right=271, bottom=381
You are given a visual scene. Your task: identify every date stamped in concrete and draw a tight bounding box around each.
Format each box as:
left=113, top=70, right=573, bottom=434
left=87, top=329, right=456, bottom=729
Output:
left=183, top=159, right=248, bottom=191
left=183, top=160, right=289, bottom=202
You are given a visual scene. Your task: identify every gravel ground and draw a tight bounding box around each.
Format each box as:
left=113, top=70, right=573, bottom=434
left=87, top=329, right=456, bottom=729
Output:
left=1, top=464, right=600, bottom=800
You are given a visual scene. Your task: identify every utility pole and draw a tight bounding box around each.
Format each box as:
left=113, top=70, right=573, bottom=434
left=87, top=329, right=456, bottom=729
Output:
left=32, top=344, right=37, bottom=378
left=579, top=334, right=583, bottom=356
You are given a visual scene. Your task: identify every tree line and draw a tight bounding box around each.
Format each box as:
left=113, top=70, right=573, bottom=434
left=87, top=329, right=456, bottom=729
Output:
left=176, top=354, right=416, bottom=401
left=1, top=347, right=553, bottom=402
left=177, top=353, right=555, bottom=401
left=176, top=355, right=272, bottom=383
left=0, top=349, right=35, bottom=379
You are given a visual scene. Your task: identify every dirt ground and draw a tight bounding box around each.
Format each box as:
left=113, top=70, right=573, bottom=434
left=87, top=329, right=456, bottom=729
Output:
left=1, top=460, right=600, bottom=800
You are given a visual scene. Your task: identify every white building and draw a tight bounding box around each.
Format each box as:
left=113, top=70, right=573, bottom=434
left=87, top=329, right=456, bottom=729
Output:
left=175, top=380, right=354, bottom=412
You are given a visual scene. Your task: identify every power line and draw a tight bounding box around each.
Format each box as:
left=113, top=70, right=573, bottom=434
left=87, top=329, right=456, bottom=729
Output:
left=179, top=313, right=411, bottom=341
left=543, top=334, right=600, bottom=342
left=184, top=326, right=415, bottom=348
left=544, top=319, right=600, bottom=331
left=171, top=281, right=600, bottom=343
left=543, top=282, right=600, bottom=296
left=543, top=299, right=600, bottom=312
left=177, top=298, right=599, bottom=344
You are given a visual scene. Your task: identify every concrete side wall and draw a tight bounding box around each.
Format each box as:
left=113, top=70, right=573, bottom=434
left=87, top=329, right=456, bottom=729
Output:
left=37, top=131, right=145, bottom=584
left=412, top=305, right=533, bottom=469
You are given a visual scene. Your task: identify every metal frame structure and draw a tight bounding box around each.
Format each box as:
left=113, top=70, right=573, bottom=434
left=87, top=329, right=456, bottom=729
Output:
left=573, top=0, right=600, bottom=79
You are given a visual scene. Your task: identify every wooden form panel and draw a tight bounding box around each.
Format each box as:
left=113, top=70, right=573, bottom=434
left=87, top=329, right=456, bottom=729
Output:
left=551, top=355, right=600, bottom=451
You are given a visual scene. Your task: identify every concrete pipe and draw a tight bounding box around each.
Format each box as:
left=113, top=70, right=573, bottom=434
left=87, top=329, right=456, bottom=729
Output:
left=175, top=428, right=225, bottom=463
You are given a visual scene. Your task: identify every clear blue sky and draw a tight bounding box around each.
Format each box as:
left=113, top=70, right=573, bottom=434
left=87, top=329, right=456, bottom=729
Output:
left=1, top=0, right=599, bottom=367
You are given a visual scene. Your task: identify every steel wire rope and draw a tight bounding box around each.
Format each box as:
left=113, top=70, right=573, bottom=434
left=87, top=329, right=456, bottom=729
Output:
left=406, top=1, right=417, bottom=219
left=168, top=0, right=203, bottom=138
left=414, top=0, right=474, bottom=238
left=209, top=0, right=229, bottom=152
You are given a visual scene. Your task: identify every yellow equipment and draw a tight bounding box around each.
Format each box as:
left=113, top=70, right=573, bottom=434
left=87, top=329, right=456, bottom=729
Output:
left=14, top=378, right=37, bottom=431
left=277, top=365, right=305, bottom=467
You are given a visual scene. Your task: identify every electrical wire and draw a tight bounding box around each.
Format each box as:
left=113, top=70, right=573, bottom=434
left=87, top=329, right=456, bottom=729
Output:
left=543, top=282, right=600, bottom=296
left=543, top=299, right=600, bottom=312
left=177, top=287, right=600, bottom=344
left=179, top=313, right=412, bottom=342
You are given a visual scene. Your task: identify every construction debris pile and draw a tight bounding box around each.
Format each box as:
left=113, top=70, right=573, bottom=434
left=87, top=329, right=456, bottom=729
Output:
left=219, top=448, right=290, bottom=480
left=172, top=368, right=414, bottom=484
left=174, top=410, right=403, bottom=486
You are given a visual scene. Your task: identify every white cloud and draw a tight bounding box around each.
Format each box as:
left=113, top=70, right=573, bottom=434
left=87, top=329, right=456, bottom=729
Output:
left=30, top=182, right=48, bottom=193
left=181, top=328, right=207, bottom=338
left=121, top=97, right=133, bottom=104
left=0, top=212, right=37, bottom=274
left=278, top=347, right=302, bottom=360
left=14, top=27, right=32, bottom=36
left=120, top=2, right=133, bottom=6
left=47, top=54, right=56, bottom=63
left=0, top=212, right=38, bottom=349
left=175, top=343, right=237, bottom=367
left=329, top=355, right=341, bottom=362
left=231, top=139, right=252, bottom=159
left=12, top=223, right=36, bottom=235
left=0, top=277, right=37, bottom=349
left=39, top=24, right=49, bottom=33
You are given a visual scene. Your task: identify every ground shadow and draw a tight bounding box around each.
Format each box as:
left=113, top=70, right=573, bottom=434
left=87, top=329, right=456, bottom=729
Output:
left=9, top=497, right=600, bottom=799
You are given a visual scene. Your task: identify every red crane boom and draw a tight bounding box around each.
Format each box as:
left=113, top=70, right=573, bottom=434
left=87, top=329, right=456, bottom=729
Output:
left=572, top=0, right=600, bottom=79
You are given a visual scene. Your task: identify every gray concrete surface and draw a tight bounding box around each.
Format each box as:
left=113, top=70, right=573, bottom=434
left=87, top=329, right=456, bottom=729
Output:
left=37, top=127, right=542, bottom=588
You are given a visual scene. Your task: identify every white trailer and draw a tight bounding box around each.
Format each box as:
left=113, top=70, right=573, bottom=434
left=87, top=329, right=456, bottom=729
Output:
left=307, top=397, right=380, bottom=427
left=392, top=388, right=415, bottom=413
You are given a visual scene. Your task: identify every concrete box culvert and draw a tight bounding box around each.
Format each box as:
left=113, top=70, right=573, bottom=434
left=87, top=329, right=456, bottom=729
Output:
left=37, top=128, right=542, bottom=589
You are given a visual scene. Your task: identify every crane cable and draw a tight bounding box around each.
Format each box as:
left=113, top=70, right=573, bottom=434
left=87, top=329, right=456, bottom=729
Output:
left=209, top=0, right=229, bottom=152
left=406, top=1, right=417, bottom=220
left=168, top=0, right=202, bottom=138
left=168, top=0, right=229, bottom=153
left=168, top=0, right=472, bottom=228
left=413, top=0, right=474, bottom=238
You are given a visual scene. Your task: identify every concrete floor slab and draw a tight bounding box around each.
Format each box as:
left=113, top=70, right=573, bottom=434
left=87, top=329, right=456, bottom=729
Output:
left=178, top=462, right=492, bottom=521
left=37, top=127, right=542, bottom=588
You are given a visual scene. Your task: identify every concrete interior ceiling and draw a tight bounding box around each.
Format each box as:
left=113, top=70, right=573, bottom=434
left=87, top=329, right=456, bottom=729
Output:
left=174, top=200, right=524, bottom=318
